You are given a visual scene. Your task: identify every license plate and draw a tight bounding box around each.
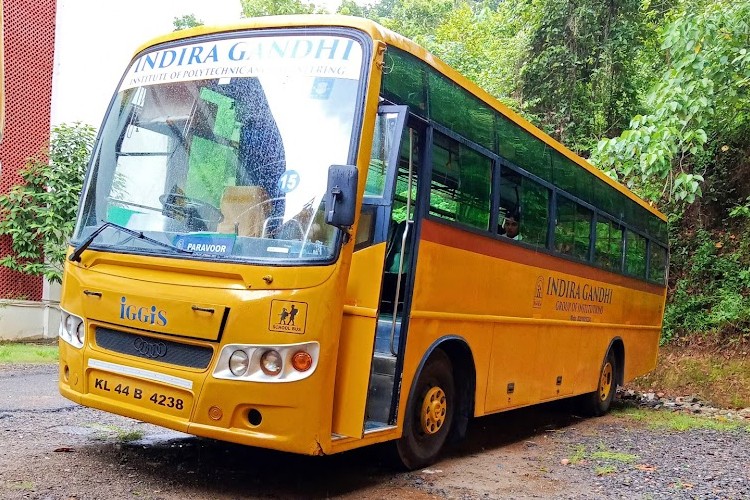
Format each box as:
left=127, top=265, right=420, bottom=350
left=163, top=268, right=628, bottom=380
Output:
left=88, top=370, right=192, bottom=417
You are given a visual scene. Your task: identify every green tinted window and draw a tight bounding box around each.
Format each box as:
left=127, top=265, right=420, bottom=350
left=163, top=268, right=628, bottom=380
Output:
left=555, top=197, right=592, bottom=261
left=496, top=115, right=552, bottom=180
left=649, top=244, right=668, bottom=284
left=366, top=111, right=402, bottom=197
left=382, top=46, right=667, bottom=248
left=391, top=127, right=420, bottom=224
left=497, top=169, right=548, bottom=246
left=428, top=72, right=494, bottom=151
left=382, top=49, right=427, bottom=115
left=595, top=218, right=623, bottom=271
left=429, top=132, right=491, bottom=230
left=625, top=230, right=647, bottom=278
left=519, top=178, right=549, bottom=247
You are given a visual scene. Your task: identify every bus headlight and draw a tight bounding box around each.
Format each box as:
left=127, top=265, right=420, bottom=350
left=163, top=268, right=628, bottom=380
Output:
left=213, top=342, right=319, bottom=383
left=59, top=310, right=85, bottom=349
left=260, top=350, right=282, bottom=376
left=229, top=350, right=250, bottom=376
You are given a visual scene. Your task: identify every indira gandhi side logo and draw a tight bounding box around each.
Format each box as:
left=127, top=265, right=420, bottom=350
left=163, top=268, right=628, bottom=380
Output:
left=533, top=276, right=544, bottom=308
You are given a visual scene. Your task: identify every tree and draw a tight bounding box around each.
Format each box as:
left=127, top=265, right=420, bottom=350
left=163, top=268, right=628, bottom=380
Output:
left=429, top=1, right=539, bottom=108
left=519, top=0, right=662, bottom=153
left=0, top=123, right=96, bottom=284
left=240, top=0, right=324, bottom=17
left=173, top=14, right=204, bottom=31
left=591, top=0, right=750, bottom=204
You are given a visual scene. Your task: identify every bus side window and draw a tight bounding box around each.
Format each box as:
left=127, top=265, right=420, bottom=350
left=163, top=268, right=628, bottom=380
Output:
left=429, top=132, right=490, bottom=230
left=354, top=206, right=376, bottom=251
left=649, top=244, right=668, bottom=284
left=555, top=197, right=592, bottom=260
left=365, top=111, right=394, bottom=198
left=518, top=177, right=549, bottom=247
left=498, top=169, right=522, bottom=239
left=595, top=217, right=624, bottom=271
left=625, top=230, right=647, bottom=278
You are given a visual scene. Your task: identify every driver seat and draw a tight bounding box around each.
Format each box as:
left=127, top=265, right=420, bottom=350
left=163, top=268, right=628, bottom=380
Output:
left=216, top=186, right=269, bottom=237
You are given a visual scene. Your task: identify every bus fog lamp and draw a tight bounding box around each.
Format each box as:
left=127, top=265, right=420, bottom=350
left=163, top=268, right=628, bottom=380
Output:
left=291, top=351, right=313, bottom=372
left=260, top=350, right=282, bottom=376
left=229, top=350, right=250, bottom=376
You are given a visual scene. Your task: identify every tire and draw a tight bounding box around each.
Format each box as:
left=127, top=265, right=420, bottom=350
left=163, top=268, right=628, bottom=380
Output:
left=581, top=349, right=618, bottom=417
left=396, top=348, right=455, bottom=470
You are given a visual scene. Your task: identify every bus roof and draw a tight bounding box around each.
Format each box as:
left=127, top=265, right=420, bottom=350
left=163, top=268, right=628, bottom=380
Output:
left=133, top=15, right=666, bottom=223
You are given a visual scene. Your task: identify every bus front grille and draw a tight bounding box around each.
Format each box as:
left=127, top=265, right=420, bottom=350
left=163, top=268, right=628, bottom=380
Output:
left=95, top=327, right=213, bottom=369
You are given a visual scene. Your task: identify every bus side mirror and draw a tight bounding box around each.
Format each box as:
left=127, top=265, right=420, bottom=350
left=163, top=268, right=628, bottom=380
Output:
left=325, top=164, right=358, bottom=228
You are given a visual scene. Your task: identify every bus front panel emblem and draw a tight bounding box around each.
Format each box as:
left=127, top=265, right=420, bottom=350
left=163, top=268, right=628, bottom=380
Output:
left=269, top=300, right=308, bottom=334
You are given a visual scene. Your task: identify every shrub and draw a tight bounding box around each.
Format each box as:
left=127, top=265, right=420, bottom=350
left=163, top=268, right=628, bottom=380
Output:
left=0, top=123, right=95, bottom=284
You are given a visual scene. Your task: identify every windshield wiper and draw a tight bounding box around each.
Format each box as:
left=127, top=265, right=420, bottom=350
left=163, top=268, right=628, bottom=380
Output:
left=69, top=221, right=193, bottom=262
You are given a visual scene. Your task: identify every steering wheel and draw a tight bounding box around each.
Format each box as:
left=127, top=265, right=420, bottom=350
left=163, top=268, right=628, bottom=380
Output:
left=159, top=193, right=224, bottom=230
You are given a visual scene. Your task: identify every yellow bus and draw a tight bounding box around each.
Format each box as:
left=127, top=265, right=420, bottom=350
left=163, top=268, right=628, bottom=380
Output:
left=59, top=15, right=668, bottom=469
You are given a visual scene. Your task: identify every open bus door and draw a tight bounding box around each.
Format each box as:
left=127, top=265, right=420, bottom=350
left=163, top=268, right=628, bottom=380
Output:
left=332, top=105, right=423, bottom=438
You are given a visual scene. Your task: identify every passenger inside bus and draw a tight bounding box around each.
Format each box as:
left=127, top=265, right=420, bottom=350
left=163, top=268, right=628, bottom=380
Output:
left=500, top=212, right=520, bottom=240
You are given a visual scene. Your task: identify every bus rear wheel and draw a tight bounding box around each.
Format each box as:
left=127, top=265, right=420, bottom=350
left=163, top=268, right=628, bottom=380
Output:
left=582, top=349, right=617, bottom=416
left=396, top=348, right=455, bottom=470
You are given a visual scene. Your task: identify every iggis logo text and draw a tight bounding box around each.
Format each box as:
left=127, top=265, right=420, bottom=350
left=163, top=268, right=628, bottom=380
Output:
left=119, top=297, right=167, bottom=326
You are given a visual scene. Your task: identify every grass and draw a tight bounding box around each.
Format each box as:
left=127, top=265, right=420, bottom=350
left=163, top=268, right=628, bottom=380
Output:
left=88, top=423, right=145, bottom=443
left=628, top=344, right=750, bottom=409
left=595, top=465, right=617, bottom=476
left=568, top=444, right=587, bottom=464
left=6, top=480, right=34, bottom=490
left=0, top=342, right=58, bottom=364
left=613, top=406, right=750, bottom=432
left=568, top=443, right=639, bottom=477
left=590, top=450, right=639, bottom=463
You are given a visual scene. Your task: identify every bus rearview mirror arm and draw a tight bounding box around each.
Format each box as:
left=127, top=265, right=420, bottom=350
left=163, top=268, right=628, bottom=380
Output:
left=325, top=165, right=358, bottom=237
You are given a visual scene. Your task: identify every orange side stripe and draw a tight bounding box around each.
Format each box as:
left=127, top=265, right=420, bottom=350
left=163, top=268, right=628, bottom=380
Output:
left=420, top=219, right=665, bottom=296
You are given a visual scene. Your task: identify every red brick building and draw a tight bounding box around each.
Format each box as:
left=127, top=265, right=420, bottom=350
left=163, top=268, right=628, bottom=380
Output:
left=0, top=0, right=58, bottom=338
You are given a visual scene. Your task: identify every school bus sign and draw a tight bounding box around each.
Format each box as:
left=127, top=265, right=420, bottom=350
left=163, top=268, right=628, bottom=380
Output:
left=269, top=300, right=308, bottom=334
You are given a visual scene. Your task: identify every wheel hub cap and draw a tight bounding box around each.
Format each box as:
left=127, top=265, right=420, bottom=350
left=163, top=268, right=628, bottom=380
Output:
left=420, top=387, right=447, bottom=435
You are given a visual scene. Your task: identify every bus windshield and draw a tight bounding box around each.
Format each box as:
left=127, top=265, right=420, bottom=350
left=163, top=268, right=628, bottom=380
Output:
left=73, top=33, right=364, bottom=264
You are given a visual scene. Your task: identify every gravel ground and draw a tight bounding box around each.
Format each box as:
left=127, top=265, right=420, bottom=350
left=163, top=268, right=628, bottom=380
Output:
left=553, top=415, right=750, bottom=499
left=1, top=364, right=749, bottom=499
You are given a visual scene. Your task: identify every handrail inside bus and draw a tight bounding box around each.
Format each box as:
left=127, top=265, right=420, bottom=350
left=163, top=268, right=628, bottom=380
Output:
left=390, top=128, right=414, bottom=356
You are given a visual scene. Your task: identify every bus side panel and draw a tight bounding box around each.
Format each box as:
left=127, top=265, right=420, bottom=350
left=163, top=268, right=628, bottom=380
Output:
left=332, top=243, right=386, bottom=437
left=619, top=327, right=661, bottom=383
left=404, top=219, right=665, bottom=418
left=486, top=324, right=541, bottom=409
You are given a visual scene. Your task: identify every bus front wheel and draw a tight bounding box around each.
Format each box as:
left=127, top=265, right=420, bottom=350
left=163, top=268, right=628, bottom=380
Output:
left=582, top=349, right=618, bottom=416
left=396, top=348, right=455, bottom=470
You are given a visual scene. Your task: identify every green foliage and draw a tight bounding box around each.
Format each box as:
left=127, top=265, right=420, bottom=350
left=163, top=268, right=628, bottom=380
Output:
left=0, top=123, right=95, bottom=284
left=520, top=0, right=660, bottom=152
left=430, top=1, right=539, bottom=107
left=663, top=228, right=750, bottom=342
left=729, top=196, right=750, bottom=219
left=363, top=1, right=536, bottom=110
left=240, top=0, right=324, bottom=17
left=592, top=0, right=750, bottom=205
left=173, top=14, right=204, bottom=30
left=372, top=0, right=454, bottom=42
